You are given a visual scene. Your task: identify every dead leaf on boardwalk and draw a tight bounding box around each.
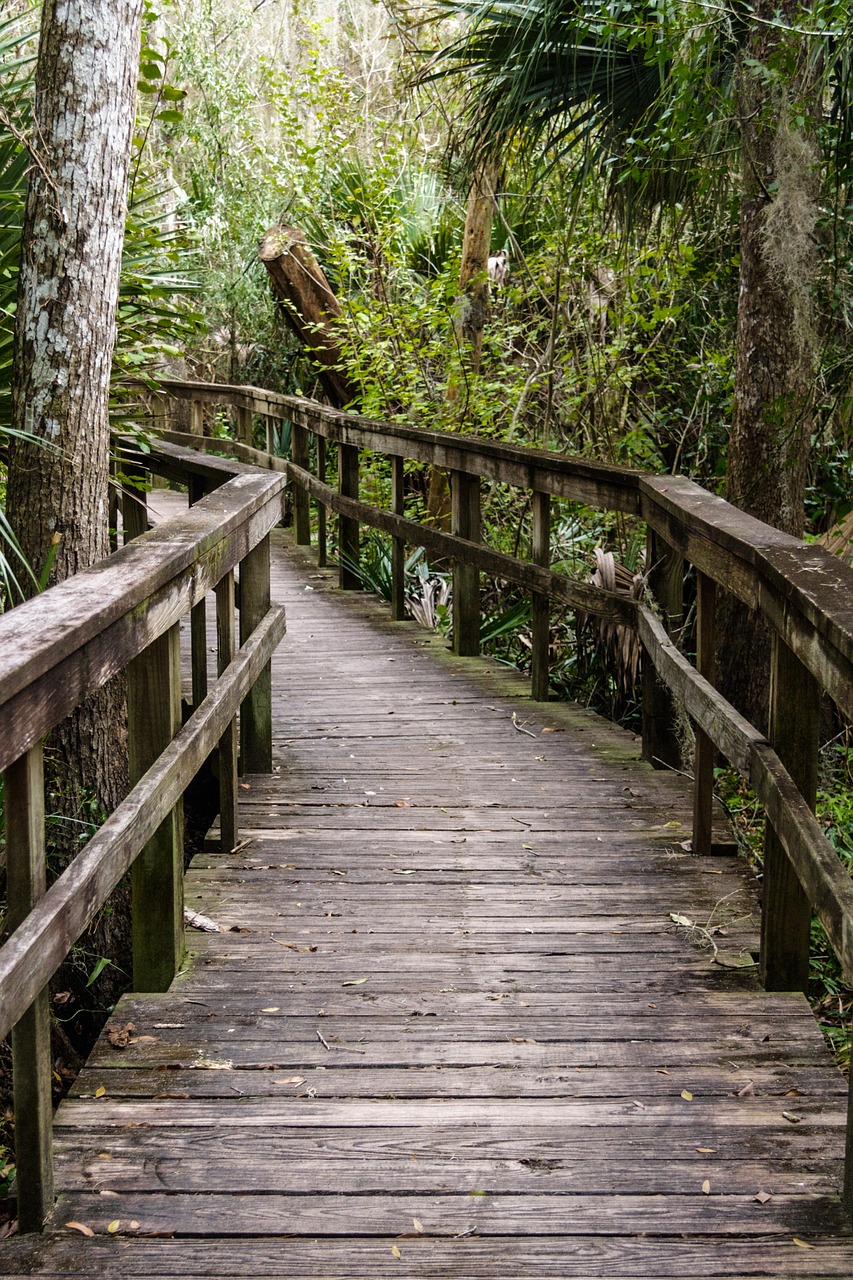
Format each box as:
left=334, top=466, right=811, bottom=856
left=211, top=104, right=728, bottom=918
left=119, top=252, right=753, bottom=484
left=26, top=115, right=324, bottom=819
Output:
left=755, top=1191, right=772, bottom=1205
left=260, top=1007, right=280, bottom=1013
left=669, top=913, right=694, bottom=928
left=342, top=978, right=369, bottom=986
left=696, top=1147, right=716, bottom=1154
left=782, top=1111, right=803, bottom=1124
left=681, top=1090, right=693, bottom=1101
left=184, top=908, right=227, bottom=933
left=107, top=1220, right=121, bottom=1234
left=271, top=937, right=317, bottom=952
left=95, top=1086, right=107, bottom=1098
left=107, top=1022, right=135, bottom=1049
left=274, top=1076, right=306, bottom=1087
left=792, top=1238, right=815, bottom=1249
left=65, top=1223, right=94, bottom=1237
left=510, top=1037, right=536, bottom=1044
left=412, top=1218, right=424, bottom=1234
left=736, top=1081, right=755, bottom=1097
left=394, top=801, right=411, bottom=808
left=390, top=1245, right=402, bottom=1259
left=394, top=869, right=417, bottom=876
left=701, top=1180, right=711, bottom=1195
left=714, top=951, right=757, bottom=969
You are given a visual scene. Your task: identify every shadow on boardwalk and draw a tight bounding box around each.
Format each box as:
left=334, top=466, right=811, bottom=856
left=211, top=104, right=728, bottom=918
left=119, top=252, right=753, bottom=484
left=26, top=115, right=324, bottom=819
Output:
left=3, top=527, right=851, bottom=1278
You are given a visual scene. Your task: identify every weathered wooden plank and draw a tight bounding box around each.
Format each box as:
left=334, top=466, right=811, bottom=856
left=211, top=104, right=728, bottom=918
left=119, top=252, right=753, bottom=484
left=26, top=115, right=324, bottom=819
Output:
left=0, top=607, right=286, bottom=1040
left=0, top=472, right=284, bottom=771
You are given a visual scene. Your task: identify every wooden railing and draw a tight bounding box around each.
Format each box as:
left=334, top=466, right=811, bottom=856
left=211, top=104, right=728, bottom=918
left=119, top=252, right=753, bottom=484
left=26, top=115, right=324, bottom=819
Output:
left=0, top=438, right=286, bottom=1231
left=157, top=378, right=853, bottom=1214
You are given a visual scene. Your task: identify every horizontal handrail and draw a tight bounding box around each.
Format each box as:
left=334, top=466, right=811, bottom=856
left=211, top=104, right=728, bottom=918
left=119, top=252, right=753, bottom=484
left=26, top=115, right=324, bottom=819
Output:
left=0, top=435, right=286, bottom=1230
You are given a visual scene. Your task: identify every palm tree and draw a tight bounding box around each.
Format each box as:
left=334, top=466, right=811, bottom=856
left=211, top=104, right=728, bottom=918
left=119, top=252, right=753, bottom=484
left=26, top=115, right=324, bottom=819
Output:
left=427, top=0, right=848, bottom=727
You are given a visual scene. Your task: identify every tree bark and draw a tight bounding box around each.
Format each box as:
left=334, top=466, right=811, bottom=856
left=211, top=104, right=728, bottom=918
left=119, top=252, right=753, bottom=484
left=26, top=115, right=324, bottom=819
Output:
left=259, top=224, right=356, bottom=408
left=718, top=4, right=819, bottom=730
left=6, top=0, right=144, bottom=990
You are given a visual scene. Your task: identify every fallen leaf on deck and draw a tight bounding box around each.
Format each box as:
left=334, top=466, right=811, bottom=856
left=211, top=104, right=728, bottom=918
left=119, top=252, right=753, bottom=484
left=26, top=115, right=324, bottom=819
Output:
left=468, top=1190, right=490, bottom=1196
left=192, top=1057, right=233, bottom=1070
left=129, top=1221, right=140, bottom=1230
left=275, top=1076, right=306, bottom=1086
left=632, top=1100, right=646, bottom=1110
left=394, top=869, right=417, bottom=876
left=65, top=1223, right=94, bottom=1237
left=95, top=1086, right=107, bottom=1098
left=669, top=913, right=694, bottom=928
left=390, top=1245, right=402, bottom=1259
left=261, top=1007, right=280, bottom=1013
left=696, top=1147, right=716, bottom=1153
left=782, top=1111, right=803, bottom=1124
left=701, top=1180, right=711, bottom=1195
left=792, top=1238, right=815, bottom=1249
left=412, top=1218, right=424, bottom=1233
left=714, top=951, right=757, bottom=969
left=184, top=908, right=226, bottom=933
left=510, top=1037, right=536, bottom=1044
left=107, top=1022, right=136, bottom=1049
left=342, top=978, right=369, bottom=986
left=681, top=1089, right=693, bottom=1101
left=736, top=1081, right=755, bottom=1097
left=107, top=1220, right=121, bottom=1234
left=755, top=1191, right=772, bottom=1204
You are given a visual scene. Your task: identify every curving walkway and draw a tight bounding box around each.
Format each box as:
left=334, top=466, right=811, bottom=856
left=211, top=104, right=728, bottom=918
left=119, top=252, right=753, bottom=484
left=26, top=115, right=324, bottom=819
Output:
left=3, top=525, right=851, bottom=1278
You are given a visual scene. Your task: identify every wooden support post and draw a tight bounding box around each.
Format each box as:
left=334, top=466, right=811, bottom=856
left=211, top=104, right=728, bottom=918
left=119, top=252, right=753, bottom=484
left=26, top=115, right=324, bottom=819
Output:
left=217, top=570, right=238, bottom=854
left=391, top=455, right=406, bottom=622
left=316, top=435, right=327, bottom=566
left=121, top=463, right=149, bottom=543
left=845, top=1066, right=853, bottom=1220
left=152, top=391, right=170, bottom=434
left=760, top=635, right=820, bottom=992
left=6, top=747, right=53, bottom=1233
left=291, top=422, right=311, bottom=546
left=339, top=443, right=360, bottom=590
left=240, top=534, right=273, bottom=773
left=266, top=415, right=275, bottom=455
left=531, top=490, right=551, bottom=701
left=188, top=476, right=208, bottom=711
left=641, top=528, right=683, bottom=771
left=189, top=399, right=204, bottom=438
left=692, top=572, right=716, bottom=855
left=128, top=624, right=184, bottom=992
left=451, top=470, right=481, bottom=657
left=237, top=405, right=252, bottom=446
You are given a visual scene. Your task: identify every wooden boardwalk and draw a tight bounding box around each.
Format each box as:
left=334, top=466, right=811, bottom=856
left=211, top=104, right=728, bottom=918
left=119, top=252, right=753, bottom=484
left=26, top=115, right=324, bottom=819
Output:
left=4, top=524, right=852, bottom=1277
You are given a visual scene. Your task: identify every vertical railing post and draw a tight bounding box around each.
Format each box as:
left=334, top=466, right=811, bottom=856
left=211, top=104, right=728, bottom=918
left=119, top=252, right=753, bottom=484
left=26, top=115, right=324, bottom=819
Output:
left=189, top=399, right=204, bottom=438
left=391, top=455, right=406, bottom=622
left=6, top=746, right=53, bottom=1233
left=237, top=405, right=252, bottom=447
left=217, top=569, right=239, bottom=853
left=291, top=422, right=311, bottom=545
left=451, top=469, right=481, bottom=657
left=188, top=475, right=208, bottom=711
left=240, top=534, right=273, bottom=772
left=530, top=490, right=551, bottom=701
left=128, top=624, right=184, bottom=992
left=121, top=463, right=149, bottom=543
left=844, top=1070, right=853, bottom=1218
left=641, top=528, right=683, bottom=770
left=760, top=635, right=820, bottom=992
left=316, top=434, right=328, bottom=567
left=692, top=571, right=716, bottom=854
left=339, top=443, right=360, bottom=590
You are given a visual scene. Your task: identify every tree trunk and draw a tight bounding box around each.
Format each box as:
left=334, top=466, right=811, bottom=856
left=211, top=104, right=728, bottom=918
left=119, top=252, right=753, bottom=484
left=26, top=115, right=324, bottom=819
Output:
left=259, top=224, right=356, bottom=408
left=428, top=156, right=500, bottom=524
left=6, top=0, right=144, bottom=993
left=719, top=4, right=819, bottom=730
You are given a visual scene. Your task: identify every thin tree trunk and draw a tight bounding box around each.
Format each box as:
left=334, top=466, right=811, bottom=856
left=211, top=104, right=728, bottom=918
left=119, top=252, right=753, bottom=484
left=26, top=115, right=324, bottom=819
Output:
left=6, top=0, right=144, bottom=989
left=429, top=155, right=500, bottom=524
left=719, top=4, right=819, bottom=730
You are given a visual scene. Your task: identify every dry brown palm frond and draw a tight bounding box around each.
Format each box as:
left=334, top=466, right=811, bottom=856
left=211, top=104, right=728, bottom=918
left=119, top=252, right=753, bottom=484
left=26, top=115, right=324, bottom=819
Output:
left=578, top=546, right=644, bottom=716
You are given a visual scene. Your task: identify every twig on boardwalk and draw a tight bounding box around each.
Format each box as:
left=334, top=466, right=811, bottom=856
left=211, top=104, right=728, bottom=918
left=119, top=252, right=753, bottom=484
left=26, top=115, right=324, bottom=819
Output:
left=317, top=1029, right=331, bottom=1051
